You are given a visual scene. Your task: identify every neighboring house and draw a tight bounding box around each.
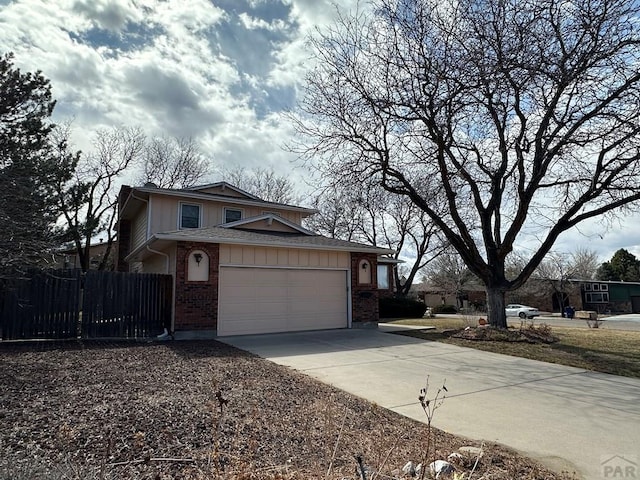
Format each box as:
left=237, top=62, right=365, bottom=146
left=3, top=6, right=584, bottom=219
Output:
left=411, top=282, right=487, bottom=310
left=115, top=182, right=394, bottom=337
left=54, top=241, right=114, bottom=270
left=580, top=280, right=640, bottom=314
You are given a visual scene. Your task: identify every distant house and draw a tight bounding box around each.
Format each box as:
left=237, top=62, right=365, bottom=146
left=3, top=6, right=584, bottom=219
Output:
left=580, top=280, right=640, bottom=314
left=115, top=182, right=394, bottom=337
left=411, top=281, right=487, bottom=310
left=54, top=241, right=114, bottom=271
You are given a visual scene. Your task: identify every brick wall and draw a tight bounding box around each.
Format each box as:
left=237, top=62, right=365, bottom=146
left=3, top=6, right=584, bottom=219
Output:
left=351, top=253, right=379, bottom=324
left=174, top=242, right=219, bottom=331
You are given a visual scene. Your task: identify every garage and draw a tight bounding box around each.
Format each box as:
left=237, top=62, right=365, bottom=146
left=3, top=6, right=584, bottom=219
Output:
left=217, top=267, right=349, bottom=336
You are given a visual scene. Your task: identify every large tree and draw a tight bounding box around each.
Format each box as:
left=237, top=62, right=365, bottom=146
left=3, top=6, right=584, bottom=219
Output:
left=0, top=53, right=73, bottom=272
left=55, top=126, right=145, bottom=271
left=294, top=0, right=640, bottom=327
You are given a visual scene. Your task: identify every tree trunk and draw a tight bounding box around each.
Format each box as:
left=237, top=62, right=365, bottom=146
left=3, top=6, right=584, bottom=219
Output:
left=486, top=286, right=507, bottom=328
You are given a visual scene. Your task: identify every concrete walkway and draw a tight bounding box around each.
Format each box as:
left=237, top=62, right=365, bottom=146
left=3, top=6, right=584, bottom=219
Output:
left=220, top=327, right=640, bottom=480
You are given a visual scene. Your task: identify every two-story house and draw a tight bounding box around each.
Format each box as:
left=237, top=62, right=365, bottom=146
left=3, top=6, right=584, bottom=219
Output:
left=116, top=182, right=394, bottom=337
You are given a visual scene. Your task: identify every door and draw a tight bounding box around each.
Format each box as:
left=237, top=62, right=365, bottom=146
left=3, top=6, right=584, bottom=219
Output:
left=218, top=267, right=348, bottom=336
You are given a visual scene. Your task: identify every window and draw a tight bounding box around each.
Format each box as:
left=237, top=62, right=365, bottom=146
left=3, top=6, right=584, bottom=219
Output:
left=584, top=283, right=592, bottom=291
left=586, top=292, right=609, bottom=303
left=600, top=284, right=609, bottom=291
left=224, top=208, right=243, bottom=223
left=593, top=283, right=601, bottom=291
left=180, top=203, right=201, bottom=229
left=377, top=265, right=389, bottom=289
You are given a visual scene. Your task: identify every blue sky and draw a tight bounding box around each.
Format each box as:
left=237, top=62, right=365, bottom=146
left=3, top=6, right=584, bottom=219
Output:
left=1, top=0, right=638, bottom=262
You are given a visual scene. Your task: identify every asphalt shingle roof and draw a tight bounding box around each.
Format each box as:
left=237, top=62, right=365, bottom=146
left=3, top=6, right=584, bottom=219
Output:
left=156, top=226, right=392, bottom=253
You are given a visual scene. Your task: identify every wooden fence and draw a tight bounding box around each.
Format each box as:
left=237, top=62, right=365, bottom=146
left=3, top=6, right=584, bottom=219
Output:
left=0, top=269, right=172, bottom=340
left=0, top=269, right=81, bottom=340
left=82, top=271, right=172, bottom=339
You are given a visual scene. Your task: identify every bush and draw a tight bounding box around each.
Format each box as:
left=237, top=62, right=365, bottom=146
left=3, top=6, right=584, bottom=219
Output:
left=379, top=297, right=428, bottom=318
left=431, top=304, right=458, bottom=314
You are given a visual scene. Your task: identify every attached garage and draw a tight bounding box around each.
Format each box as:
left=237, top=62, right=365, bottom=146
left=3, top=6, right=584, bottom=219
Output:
left=217, top=267, right=349, bottom=336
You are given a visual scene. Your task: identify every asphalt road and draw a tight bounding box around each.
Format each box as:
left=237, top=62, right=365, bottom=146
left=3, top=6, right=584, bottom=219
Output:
left=535, top=313, right=640, bottom=331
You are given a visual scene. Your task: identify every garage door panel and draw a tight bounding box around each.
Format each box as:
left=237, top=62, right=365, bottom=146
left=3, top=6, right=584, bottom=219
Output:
left=218, top=267, right=348, bottom=336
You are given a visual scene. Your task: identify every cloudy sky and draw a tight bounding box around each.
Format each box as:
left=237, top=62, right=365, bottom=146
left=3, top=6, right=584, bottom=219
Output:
left=1, top=0, right=638, bottom=262
left=0, top=0, right=349, bottom=179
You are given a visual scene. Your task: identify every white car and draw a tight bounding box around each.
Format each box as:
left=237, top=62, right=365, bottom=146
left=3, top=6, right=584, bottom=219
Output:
left=505, top=304, right=540, bottom=319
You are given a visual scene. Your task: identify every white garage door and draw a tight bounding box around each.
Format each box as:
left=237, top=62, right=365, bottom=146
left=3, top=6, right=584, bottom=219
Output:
left=218, top=267, right=348, bottom=336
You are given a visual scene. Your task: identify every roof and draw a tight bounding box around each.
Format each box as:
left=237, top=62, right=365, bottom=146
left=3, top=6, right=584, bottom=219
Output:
left=126, top=225, right=394, bottom=262
left=188, top=181, right=261, bottom=200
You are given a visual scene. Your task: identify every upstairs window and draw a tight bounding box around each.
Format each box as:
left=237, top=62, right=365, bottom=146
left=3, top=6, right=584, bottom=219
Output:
left=224, top=207, right=243, bottom=223
left=180, top=203, right=201, bottom=229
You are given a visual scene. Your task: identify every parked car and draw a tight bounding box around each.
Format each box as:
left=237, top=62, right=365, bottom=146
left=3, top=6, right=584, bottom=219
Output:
left=505, top=304, right=540, bottom=319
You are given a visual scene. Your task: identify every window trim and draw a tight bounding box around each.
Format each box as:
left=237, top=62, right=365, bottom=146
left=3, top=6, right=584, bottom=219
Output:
left=585, top=292, right=609, bottom=303
left=179, top=202, right=202, bottom=229
left=223, top=206, right=244, bottom=223
left=377, top=264, right=389, bottom=290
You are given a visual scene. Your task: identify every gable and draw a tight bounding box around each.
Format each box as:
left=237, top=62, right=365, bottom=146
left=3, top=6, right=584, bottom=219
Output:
left=232, top=218, right=302, bottom=233
left=190, top=182, right=259, bottom=200
left=223, top=214, right=314, bottom=235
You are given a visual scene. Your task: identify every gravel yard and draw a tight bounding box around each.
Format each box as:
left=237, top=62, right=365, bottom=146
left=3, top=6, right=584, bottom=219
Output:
left=0, top=340, right=575, bottom=479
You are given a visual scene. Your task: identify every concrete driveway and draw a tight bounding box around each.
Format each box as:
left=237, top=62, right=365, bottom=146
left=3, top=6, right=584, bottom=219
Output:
left=220, top=326, right=640, bottom=480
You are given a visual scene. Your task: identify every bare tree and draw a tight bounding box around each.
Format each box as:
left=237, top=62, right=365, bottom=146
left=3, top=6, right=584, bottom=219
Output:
left=362, top=190, right=446, bottom=296
left=55, top=126, right=144, bottom=271
left=139, top=136, right=212, bottom=188
left=424, top=251, right=477, bottom=308
left=222, top=166, right=300, bottom=204
left=570, top=248, right=600, bottom=281
left=533, top=252, right=581, bottom=311
left=294, top=0, right=640, bottom=327
left=307, top=180, right=445, bottom=295
left=304, top=186, right=364, bottom=241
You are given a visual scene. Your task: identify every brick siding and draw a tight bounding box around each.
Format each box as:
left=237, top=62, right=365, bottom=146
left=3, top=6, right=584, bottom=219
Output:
left=174, top=242, right=219, bottom=331
left=350, top=253, right=380, bottom=324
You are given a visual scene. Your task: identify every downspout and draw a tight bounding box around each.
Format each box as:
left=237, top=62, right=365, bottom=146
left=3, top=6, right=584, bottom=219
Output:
left=146, top=245, right=173, bottom=340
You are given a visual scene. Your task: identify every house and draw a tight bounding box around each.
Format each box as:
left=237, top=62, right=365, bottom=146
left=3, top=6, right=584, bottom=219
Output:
left=54, top=240, right=114, bottom=270
left=115, top=182, right=395, bottom=337
left=580, top=279, right=640, bottom=314
left=412, top=281, right=487, bottom=310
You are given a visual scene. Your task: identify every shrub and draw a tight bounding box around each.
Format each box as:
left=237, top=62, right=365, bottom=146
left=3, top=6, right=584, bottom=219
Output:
left=431, top=304, right=458, bottom=314
left=379, top=296, right=428, bottom=318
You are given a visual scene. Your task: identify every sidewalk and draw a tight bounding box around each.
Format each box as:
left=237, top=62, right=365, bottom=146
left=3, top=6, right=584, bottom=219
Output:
left=220, top=327, right=640, bottom=480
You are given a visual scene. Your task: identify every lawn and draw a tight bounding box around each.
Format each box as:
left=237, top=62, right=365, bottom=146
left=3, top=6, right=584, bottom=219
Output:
left=0, top=340, right=575, bottom=480
left=390, top=317, right=640, bottom=378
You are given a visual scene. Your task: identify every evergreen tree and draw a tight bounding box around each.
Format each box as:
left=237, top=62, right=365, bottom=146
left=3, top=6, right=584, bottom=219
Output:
left=597, top=249, right=640, bottom=282
left=0, top=53, right=73, bottom=272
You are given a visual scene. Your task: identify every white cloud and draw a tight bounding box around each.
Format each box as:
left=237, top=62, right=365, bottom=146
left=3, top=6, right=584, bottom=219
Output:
left=1, top=0, right=638, bottom=260
left=72, top=0, right=143, bottom=32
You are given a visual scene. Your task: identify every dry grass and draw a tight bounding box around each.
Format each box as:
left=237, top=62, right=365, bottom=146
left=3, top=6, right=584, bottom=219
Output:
left=0, top=340, right=576, bottom=480
left=390, top=317, right=640, bottom=378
